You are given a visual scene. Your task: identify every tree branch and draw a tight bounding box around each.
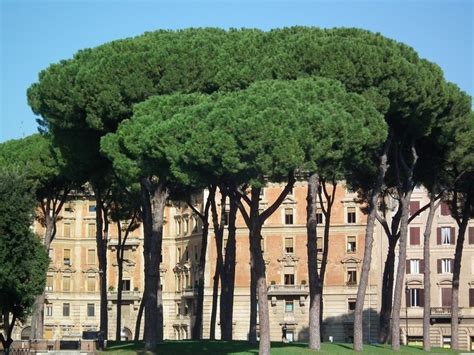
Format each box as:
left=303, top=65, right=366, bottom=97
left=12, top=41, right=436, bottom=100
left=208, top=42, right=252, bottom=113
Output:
left=259, top=171, right=295, bottom=223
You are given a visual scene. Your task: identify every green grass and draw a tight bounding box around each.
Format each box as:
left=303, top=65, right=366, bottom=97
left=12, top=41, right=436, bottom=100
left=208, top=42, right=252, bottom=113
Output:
left=102, top=340, right=463, bottom=354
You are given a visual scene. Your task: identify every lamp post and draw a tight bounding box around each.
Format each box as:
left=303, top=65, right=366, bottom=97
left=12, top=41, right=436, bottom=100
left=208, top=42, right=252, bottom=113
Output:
left=405, top=284, right=409, bottom=346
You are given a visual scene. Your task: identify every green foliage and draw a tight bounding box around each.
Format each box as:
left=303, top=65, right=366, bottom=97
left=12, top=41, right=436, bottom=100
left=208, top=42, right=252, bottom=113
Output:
left=0, top=169, right=48, bottom=322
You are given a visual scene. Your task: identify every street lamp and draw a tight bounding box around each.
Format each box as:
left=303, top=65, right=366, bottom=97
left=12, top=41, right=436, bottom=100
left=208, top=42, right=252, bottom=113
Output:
left=405, top=284, right=409, bottom=346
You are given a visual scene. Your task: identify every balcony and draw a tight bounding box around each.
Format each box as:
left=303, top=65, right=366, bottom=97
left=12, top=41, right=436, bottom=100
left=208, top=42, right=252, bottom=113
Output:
left=182, top=287, right=197, bottom=298
left=267, top=284, right=308, bottom=296
left=107, top=290, right=141, bottom=301
left=430, top=307, right=463, bottom=318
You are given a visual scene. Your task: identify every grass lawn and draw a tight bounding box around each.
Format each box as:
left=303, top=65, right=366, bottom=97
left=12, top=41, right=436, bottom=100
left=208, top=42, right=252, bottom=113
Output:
left=103, top=340, right=462, bottom=354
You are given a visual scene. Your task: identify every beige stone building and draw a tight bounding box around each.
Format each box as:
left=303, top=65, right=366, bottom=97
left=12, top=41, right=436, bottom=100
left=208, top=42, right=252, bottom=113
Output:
left=11, top=184, right=474, bottom=350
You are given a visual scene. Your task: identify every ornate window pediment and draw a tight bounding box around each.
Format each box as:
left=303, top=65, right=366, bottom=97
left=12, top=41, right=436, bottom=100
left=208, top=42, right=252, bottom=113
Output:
left=340, top=256, right=361, bottom=265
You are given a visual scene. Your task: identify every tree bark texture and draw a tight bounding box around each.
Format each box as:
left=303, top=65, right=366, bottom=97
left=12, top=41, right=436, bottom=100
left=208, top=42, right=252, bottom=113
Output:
left=307, top=173, right=321, bottom=350
left=423, top=196, right=439, bottom=351
left=143, top=180, right=168, bottom=350
left=191, top=187, right=214, bottom=340
left=378, top=238, right=397, bottom=343
left=209, top=191, right=226, bottom=340
left=220, top=194, right=238, bottom=340
left=451, top=192, right=471, bottom=350
left=134, top=296, right=145, bottom=341
left=353, top=133, right=391, bottom=352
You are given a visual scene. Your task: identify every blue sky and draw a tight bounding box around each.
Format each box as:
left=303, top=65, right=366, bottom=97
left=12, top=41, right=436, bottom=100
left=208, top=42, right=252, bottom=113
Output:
left=1, top=0, right=473, bottom=142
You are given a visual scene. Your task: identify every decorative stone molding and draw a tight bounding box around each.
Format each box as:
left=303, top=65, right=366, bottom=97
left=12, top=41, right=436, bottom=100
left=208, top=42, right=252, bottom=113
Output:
left=340, top=256, right=361, bottom=264
left=277, top=254, right=300, bottom=266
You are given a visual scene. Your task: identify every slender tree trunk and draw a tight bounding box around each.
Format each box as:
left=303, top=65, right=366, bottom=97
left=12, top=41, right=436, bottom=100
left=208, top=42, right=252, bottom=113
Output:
left=423, top=196, right=439, bottom=351
left=353, top=133, right=391, bottom=351
left=451, top=193, right=471, bottom=350
left=378, top=238, right=397, bottom=343
left=116, top=223, right=124, bottom=341
left=134, top=296, right=145, bottom=341
left=209, top=191, right=226, bottom=340
left=1, top=310, right=16, bottom=352
left=143, top=181, right=168, bottom=350
left=92, top=187, right=109, bottom=340
left=307, top=173, right=321, bottom=350
left=249, top=264, right=258, bottom=344
left=191, top=187, right=214, bottom=340
left=220, top=195, right=238, bottom=340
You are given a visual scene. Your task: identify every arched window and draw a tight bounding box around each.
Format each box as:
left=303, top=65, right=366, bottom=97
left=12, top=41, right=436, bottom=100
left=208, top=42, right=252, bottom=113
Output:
left=21, top=326, right=31, bottom=340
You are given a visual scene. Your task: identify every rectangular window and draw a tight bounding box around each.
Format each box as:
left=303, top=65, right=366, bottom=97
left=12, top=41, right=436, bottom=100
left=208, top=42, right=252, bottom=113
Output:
left=176, top=302, right=181, bottom=316
left=441, top=288, right=452, bottom=307
left=285, top=300, right=294, bottom=313
left=87, top=303, right=95, bottom=317
left=285, top=237, right=294, bottom=254
left=261, top=237, right=265, bottom=253
left=176, top=219, right=182, bottom=235
left=88, top=223, right=96, bottom=238
left=469, top=227, right=474, bottom=245
left=63, top=249, right=71, bottom=265
left=284, top=208, right=294, bottom=225
left=410, top=259, right=420, bottom=274
left=347, top=207, right=356, bottom=224
left=88, top=203, right=96, bottom=213
left=409, top=201, right=420, bottom=216
left=316, top=236, right=323, bottom=252
left=46, top=275, right=54, bottom=291
left=441, top=227, right=451, bottom=245
left=348, top=298, right=356, bottom=311
left=184, top=218, right=189, bottom=234
left=347, top=236, right=356, bottom=253
left=469, top=289, right=474, bottom=308
left=284, top=266, right=295, bottom=285
left=177, top=247, right=181, bottom=262
left=316, top=211, right=323, bottom=224
left=62, top=276, right=71, bottom=292
left=223, top=211, right=229, bottom=226
left=46, top=305, right=53, bottom=317
left=441, top=202, right=450, bottom=216
left=122, top=279, right=131, bottom=291
left=87, top=276, right=95, bottom=292
left=63, top=303, right=70, bottom=317
left=441, top=259, right=452, bottom=273
left=408, top=288, right=424, bottom=307
left=347, top=270, right=357, bottom=285
left=63, top=223, right=71, bottom=238
left=409, top=227, right=420, bottom=245
left=87, top=249, right=95, bottom=264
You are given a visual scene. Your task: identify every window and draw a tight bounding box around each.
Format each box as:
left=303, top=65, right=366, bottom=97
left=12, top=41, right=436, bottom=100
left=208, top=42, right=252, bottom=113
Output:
left=284, top=208, right=294, bottom=225
left=260, top=237, right=265, bottom=253
left=441, top=202, right=450, bottom=216
left=87, top=249, right=95, bottom=264
left=348, top=298, right=356, bottom=311
left=409, top=227, right=420, bottom=245
left=469, top=227, right=474, bottom=245
left=63, top=249, right=71, bottom=265
left=284, top=266, right=295, bottom=285
left=87, top=276, right=95, bottom=292
left=316, top=236, right=323, bottom=252
left=88, top=203, right=96, bottom=213
left=176, top=275, right=181, bottom=292
left=177, top=247, right=182, bottom=262
left=176, top=219, right=182, bottom=235
left=122, top=279, right=131, bottom=291
left=63, top=303, right=70, bottom=317
left=409, top=259, right=420, bottom=274
left=185, top=274, right=190, bottom=288
left=46, top=305, right=53, bottom=317
left=441, top=288, right=452, bottom=307
left=87, top=303, right=95, bottom=317
left=347, top=207, right=356, bottom=224
left=469, top=289, right=474, bottom=308
left=285, top=300, right=294, bottom=313
left=176, top=302, right=181, bottom=316
left=223, top=210, right=229, bottom=226
left=316, top=210, right=323, bottom=224
left=408, top=288, right=424, bottom=307
left=409, top=201, right=420, bottom=216
left=347, top=236, right=356, bottom=253
left=63, top=223, right=71, bottom=238
left=46, top=275, right=53, bottom=291
left=184, top=218, right=189, bottom=234
left=62, top=275, right=71, bottom=292
left=441, top=259, right=453, bottom=273
left=285, top=237, right=294, bottom=254
left=88, top=223, right=96, bottom=238
left=347, top=270, right=357, bottom=285
left=441, top=227, right=452, bottom=245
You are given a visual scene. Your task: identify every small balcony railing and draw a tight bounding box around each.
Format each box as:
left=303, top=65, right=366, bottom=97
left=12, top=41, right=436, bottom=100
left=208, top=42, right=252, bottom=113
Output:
left=107, top=290, right=141, bottom=301
left=430, top=307, right=463, bottom=317
left=267, top=284, right=308, bottom=296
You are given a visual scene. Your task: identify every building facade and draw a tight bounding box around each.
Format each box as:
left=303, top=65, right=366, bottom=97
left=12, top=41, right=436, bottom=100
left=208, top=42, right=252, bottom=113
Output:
left=10, top=184, right=474, bottom=350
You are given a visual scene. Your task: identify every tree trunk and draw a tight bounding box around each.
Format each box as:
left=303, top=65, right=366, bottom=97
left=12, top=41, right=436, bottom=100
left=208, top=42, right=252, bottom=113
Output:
left=191, top=187, right=214, bottom=340
left=116, top=223, right=124, bottom=341
left=220, top=195, right=238, bottom=340
left=249, top=265, right=258, bottom=344
left=307, top=173, right=321, bottom=350
left=353, top=133, right=391, bottom=351
left=423, top=196, right=439, bottom=351
left=209, top=191, right=226, bottom=340
left=134, top=296, right=145, bottom=341
left=451, top=192, right=471, bottom=350
left=143, top=181, right=168, bottom=350
left=93, top=187, right=109, bottom=341
left=247, top=187, right=271, bottom=355
left=378, top=238, right=397, bottom=343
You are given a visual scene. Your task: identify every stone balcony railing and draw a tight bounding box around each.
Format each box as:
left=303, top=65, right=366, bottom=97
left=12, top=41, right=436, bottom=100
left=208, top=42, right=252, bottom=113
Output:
left=430, top=307, right=463, bottom=317
left=267, top=284, right=308, bottom=296
left=107, top=290, right=141, bottom=301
